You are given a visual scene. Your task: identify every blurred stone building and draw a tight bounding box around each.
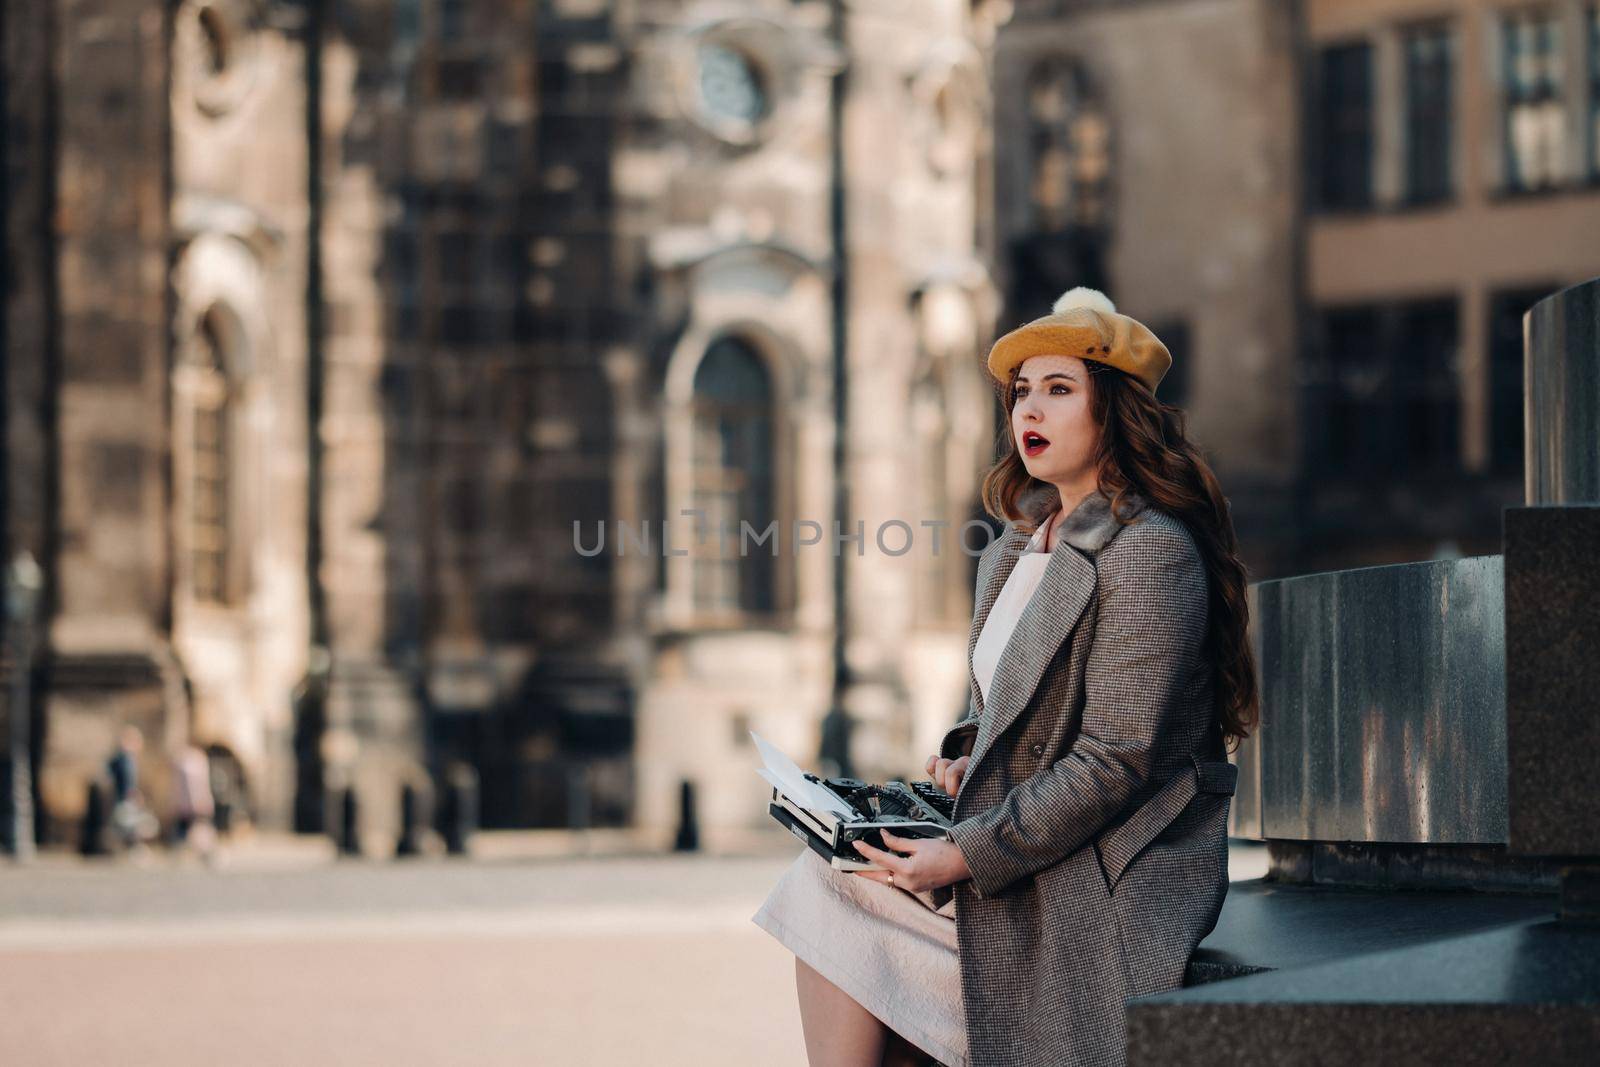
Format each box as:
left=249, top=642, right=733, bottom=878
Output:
left=305, top=0, right=1008, bottom=843
left=2, top=0, right=1005, bottom=848
left=994, top=0, right=1304, bottom=575
left=3, top=0, right=316, bottom=846
left=6, top=0, right=1594, bottom=849
left=620, top=0, right=1005, bottom=837
left=1005, top=0, right=1600, bottom=576
left=1296, top=0, right=1600, bottom=570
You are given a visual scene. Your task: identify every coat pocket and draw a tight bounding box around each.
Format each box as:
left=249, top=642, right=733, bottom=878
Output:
left=1092, top=755, right=1237, bottom=892
left=939, top=716, right=979, bottom=761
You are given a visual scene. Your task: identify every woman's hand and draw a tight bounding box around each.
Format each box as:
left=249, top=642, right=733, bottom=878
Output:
left=851, top=830, right=971, bottom=893
left=925, top=754, right=969, bottom=798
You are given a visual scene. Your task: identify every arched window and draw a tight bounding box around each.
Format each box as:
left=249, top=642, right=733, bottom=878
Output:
left=1012, top=58, right=1113, bottom=316
left=1026, top=59, right=1111, bottom=232
left=188, top=306, right=237, bottom=604
left=690, top=336, right=775, bottom=617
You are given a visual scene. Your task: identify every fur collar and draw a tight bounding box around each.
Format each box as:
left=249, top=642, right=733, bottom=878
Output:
left=1023, top=487, right=1148, bottom=557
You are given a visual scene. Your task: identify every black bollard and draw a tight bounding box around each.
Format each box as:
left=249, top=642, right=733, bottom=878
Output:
left=673, top=778, right=699, bottom=852
left=338, top=787, right=361, bottom=857
left=395, top=783, right=422, bottom=858
left=440, top=764, right=478, bottom=856
left=80, top=780, right=108, bottom=857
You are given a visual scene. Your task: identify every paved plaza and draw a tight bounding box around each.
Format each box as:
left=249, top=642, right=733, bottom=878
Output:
left=0, top=843, right=809, bottom=1067
left=0, top=839, right=1269, bottom=1066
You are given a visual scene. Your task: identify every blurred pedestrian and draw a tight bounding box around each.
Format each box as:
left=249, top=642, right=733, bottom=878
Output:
left=209, top=753, right=239, bottom=837
left=172, top=742, right=217, bottom=862
left=106, top=724, right=159, bottom=857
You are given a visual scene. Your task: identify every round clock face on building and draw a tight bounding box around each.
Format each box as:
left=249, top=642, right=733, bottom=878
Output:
left=697, top=41, right=770, bottom=128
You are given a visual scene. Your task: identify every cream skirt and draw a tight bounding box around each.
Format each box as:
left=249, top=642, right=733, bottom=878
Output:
left=751, top=847, right=968, bottom=1067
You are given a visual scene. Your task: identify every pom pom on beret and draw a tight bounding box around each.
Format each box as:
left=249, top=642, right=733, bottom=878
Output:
left=1052, top=287, right=1117, bottom=317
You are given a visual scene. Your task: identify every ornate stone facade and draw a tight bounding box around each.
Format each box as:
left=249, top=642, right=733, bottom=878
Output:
left=2, top=0, right=1002, bottom=848
left=20, top=1, right=1571, bottom=847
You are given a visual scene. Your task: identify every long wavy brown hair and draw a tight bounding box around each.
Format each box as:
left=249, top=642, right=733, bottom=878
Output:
left=980, top=359, right=1259, bottom=751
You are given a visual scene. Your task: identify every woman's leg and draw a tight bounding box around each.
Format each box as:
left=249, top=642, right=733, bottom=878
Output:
left=795, top=956, right=891, bottom=1066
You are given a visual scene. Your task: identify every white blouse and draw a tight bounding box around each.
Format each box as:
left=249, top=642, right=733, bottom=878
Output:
left=971, top=512, right=1057, bottom=707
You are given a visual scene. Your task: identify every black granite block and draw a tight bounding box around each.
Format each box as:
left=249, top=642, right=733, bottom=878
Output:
left=1503, top=506, right=1600, bottom=857
left=1131, top=1001, right=1600, bottom=1065
left=1138, top=919, right=1600, bottom=1065
left=1185, top=878, right=1554, bottom=982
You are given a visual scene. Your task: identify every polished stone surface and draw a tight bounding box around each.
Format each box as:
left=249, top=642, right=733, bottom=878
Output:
left=1233, top=555, right=1507, bottom=844
left=1186, top=877, right=1555, bottom=984
left=1142, top=920, right=1600, bottom=1064
left=1525, top=277, right=1600, bottom=505
left=1504, top=505, right=1600, bottom=857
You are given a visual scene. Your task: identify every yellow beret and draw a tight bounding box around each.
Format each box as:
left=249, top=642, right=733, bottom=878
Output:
left=985, top=287, right=1172, bottom=393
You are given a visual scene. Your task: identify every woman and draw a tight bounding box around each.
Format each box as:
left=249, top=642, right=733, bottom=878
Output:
left=752, top=287, right=1259, bottom=1067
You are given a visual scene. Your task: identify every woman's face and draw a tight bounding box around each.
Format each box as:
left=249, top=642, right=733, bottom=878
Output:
left=1010, top=354, right=1099, bottom=490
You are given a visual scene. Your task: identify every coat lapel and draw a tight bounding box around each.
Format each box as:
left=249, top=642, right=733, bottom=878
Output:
left=965, top=489, right=1147, bottom=770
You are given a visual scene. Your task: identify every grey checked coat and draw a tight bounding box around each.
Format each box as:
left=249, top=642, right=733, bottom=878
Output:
left=932, top=488, right=1236, bottom=1067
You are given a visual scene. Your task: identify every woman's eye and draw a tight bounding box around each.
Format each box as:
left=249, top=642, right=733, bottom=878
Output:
left=1050, top=384, right=1068, bottom=394
left=1011, top=387, right=1027, bottom=400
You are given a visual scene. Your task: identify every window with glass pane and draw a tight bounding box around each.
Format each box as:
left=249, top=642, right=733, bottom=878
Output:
left=1404, top=22, right=1455, bottom=203
left=1502, top=7, right=1566, bottom=192
left=1308, top=299, right=1460, bottom=475
left=1309, top=306, right=1385, bottom=470
left=691, top=337, right=775, bottom=618
left=190, top=309, right=233, bottom=604
left=1315, top=42, right=1374, bottom=210
left=1393, top=299, right=1461, bottom=467
left=438, top=0, right=467, bottom=42
left=1026, top=60, right=1111, bottom=231
left=1488, top=286, right=1555, bottom=474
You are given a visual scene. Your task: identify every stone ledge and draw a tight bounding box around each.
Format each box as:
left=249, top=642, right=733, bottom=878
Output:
left=1152, top=918, right=1600, bottom=1064
left=1184, top=877, right=1556, bottom=985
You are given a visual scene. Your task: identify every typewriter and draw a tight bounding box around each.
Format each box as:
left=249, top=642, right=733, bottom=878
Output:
left=767, top=774, right=957, bottom=872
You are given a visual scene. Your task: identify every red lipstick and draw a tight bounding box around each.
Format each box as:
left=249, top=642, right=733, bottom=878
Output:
left=1022, top=430, right=1050, bottom=457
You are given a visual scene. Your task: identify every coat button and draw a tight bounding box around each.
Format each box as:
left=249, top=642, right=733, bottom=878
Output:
left=1030, top=743, right=1045, bottom=757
